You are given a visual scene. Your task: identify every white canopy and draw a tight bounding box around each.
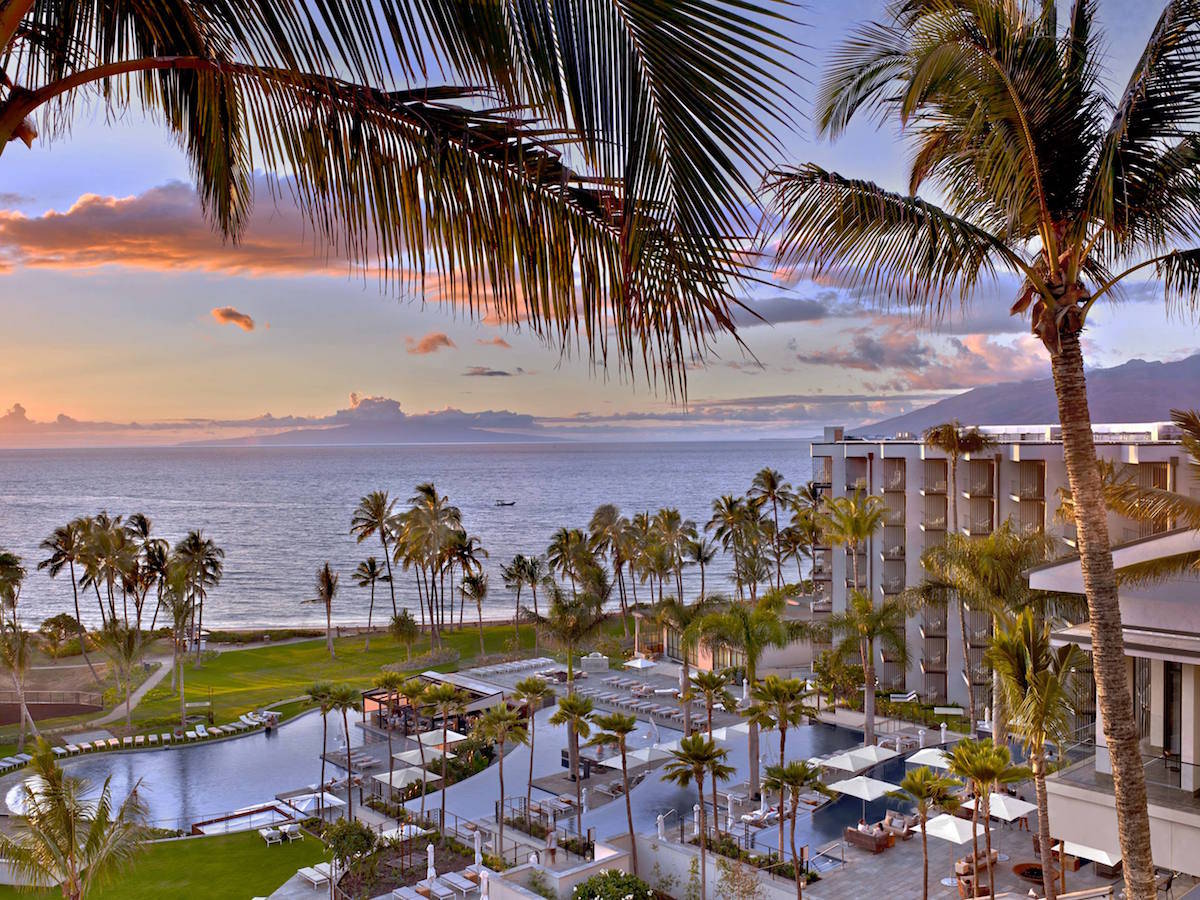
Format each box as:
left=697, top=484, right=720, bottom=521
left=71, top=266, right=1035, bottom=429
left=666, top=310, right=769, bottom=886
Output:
left=624, top=657, right=656, bottom=669
left=828, top=775, right=898, bottom=803
left=905, top=747, right=951, bottom=770
left=601, top=746, right=673, bottom=768
left=415, top=729, right=468, bottom=747
left=393, top=748, right=455, bottom=767
left=285, top=792, right=345, bottom=814
left=921, top=813, right=985, bottom=845
left=374, top=768, right=442, bottom=789
left=653, top=739, right=682, bottom=753
left=709, top=722, right=751, bottom=742
left=1058, top=840, right=1121, bottom=867
left=847, top=745, right=899, bottom=767
left=820, top=751, right=862, bottom=772
left=379, top=823, right=432, bottom=842
left=963, top=793, right=1036, bottom=822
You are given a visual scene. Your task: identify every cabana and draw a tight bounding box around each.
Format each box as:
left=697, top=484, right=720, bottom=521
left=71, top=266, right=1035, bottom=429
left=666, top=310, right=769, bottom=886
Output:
left=373, top=768, right=443, bottom=800
left=393, top=747, right=455, bottom=768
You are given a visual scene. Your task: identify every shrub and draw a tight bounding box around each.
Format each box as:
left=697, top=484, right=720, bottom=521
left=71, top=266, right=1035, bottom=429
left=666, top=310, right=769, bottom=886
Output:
left=571, top=869, right=655, bottom=900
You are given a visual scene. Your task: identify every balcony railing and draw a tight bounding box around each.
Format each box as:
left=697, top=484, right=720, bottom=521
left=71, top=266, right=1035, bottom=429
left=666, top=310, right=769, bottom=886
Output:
left=921, top=480, right=947, bottom=494
left=921, top=517, right=947, bottom=531
left=962, top=483, right=993, bottom=498
left=882, top=475, right=906, bottom=492
left=921, top=655, right=946, bottom=673
left=846, top=477, right=868, bottom=492
left=881, top=578, right=905, bottom=595
left=966, top=521, right=993, bottom=536
left=883, top=507, right=905, bottom=526
left=921, top=618, right=946, bottom=638
left=845, top=578, right=867, bottom=590
left=880, top=545, right=905, bottom=561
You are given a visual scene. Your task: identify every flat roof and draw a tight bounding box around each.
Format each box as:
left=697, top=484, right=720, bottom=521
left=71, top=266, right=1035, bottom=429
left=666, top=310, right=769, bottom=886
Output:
left=421, top=670, right=505, bottom=698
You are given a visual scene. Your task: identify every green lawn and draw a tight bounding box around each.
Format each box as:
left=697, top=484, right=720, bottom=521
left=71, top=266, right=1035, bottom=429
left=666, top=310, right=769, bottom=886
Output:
left=0, top=830, right=325, bottom=900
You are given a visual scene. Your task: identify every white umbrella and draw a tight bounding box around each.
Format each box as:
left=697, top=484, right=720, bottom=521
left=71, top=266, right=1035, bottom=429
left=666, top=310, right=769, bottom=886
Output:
left=373, top=768, right=441, bottom=791
left=829, top=775, right=899, bottom=820
left=962, top=793, right=1036, bottom=822
left=285, top=791, right=345, bottom=815
left=905, top=747, right=951, bottom=770
left=394, top=748, right=455, bottom=767
left=426, top=842, right=436, bottom=883
left=601, top=746, right=672, bottom=768
left=921, top=813, right=984, bottom=844
left=379, top=823, right=430, bottom=842
left=474, top=830, right=483, bottom=868
left=653, top=739, right=682, bottom=752
left=709, top=722, right=751, bottom=742
left=820, top=751, right=863, bottom=772
left=1058, top=840, right=1120, bottom=868
left=847, top=744, right=899, bottom=767
left=624, top=657, right=656, bottom=669
left=416, top=729, right=467, bottom=747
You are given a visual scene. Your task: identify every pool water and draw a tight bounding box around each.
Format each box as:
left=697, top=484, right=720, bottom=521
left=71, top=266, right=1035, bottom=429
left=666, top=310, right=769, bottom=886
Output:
left=4, top=711, right=362, bottom=831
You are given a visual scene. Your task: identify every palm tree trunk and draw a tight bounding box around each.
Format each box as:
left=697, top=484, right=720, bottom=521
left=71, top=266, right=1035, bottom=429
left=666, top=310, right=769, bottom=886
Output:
left=970, top=800, right=981, bottom=900
left=790, top=796, right=803, bottom=900
left=178, top=650, right=187, bottom=728
left=778, top=726, right=787, bottom=864
left=526, top=715, right=536, bottom=825
left=699, top=562, right=706, bottom=599
left=69, top=562, right=102, bottom=685
left=682, top=658, right=692, bottom=737
left=382, top=533, right=398, bottom=617
left=343, top=708, right=354, bottom=820
left=386, top=697, right=394, bottom=813
left=697, top=777, right=708, bottom=900
left=959, top=598, right=977, bottom=738
left=622, top=749, right=637, bottom=876
left=1033, top=751, right=1056, bottom=900
left=571, top=729, right=583, bottom=835
left=194, top=591, right=204, bottom=665
left=366, top=582, right=375, bottom=651
left=862, top=638, right=876, bottom=746
left=748, top=662, right=761, bottom=800
left=920, top=818, right=929, bottom=900
left=708, top=705, right=720, bottom=835
left=125, top=674, right=132, bottom=730
left=991, top=633, right=1005, bottom=745
left=982, top=796, right=994, bottom=898
left=319, top=711, right=328, bottom=816
left=615, top=563, right=630, bottom=636
left=326, top=602, right=334, bottom=658
left=1050, top=329, right=1154, bottom=900
left=417, top=728, right=428, bottom=820
left=497, top=739, right=506, bottom=858
left=530, top=581, right=540, bottom=652
left=772, top=499, right=782, bottom=589
left=513, top=584, right=522, bottom=641
left=441, top=718, right=449, bottom=830
left=477, top=600, right=485, bottom=656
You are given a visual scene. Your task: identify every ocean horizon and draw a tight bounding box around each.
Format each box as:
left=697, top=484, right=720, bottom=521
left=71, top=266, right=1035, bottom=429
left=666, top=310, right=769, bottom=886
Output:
left=0, top=440, right=812, bottom=629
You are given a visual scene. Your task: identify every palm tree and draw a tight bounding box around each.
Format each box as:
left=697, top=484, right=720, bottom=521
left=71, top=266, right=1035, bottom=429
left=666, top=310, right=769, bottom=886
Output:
left=513, top=676, right=552, bottom=822
left=948, top=738, right=1029, bottom=898
left=390, top=610, right=420, bottom=661
left=654, top=595, right=721, bottom=735
left=424, top=683, right=466, bottom=830
left=461, top=572, right=489, bottom=656
left=97, top=624, right=144, bottom=732
left=173, top=530, right=223, bottom=665
left=764, top=761, right=829, bottom=900
left=693, top=592, right=813, bottom=799
left=330, top=684, right=362, bottom=819
left=747, top=675, right=816, bottom=856
left=766, top=5, right=1200, bottom=888
left=662, top=734, right=733, bottom=900
left=305, top=682, right=335, bottom=816
left=690, top=669, right=737, bottom=828
left=449, top=530, right=487, bottom=630
left=988, top=609, right=1083, bottom=900
left=750, top=468, right=795, bottom=590
left=892, top=766, right=961, bottom=900
left=547, top=528, right=589, bottom=598
left=684, top=538, right=718, bottom=599
left=549, top=693, right=594, bottom=835
left=0, top=741, right=146, bottom=900
left=38, top=520, right=101, bottom=684
left=0, top=551, right=23, bottom=624
left=525, top=579, right=607, bottom=686
left=352, top=557, right=389, bottom=651
left=374, top=670, right=406, bottom=811
left=587, top=712, right=640, bottom=875
left=589, top=505, right=630, bottom=634
left=501, top=556, right=527, bottom=641
left=819, top=489, right=887, bottom=592
left=519, top=556, right=547, bottom=652
left=309, top=563, right=339, bottom=659
left=399, top=678, right=431, bottom=820
left=351, top=491, right=399, bottom=618
left=0, top=623, right=38, bottom=750
left=827, top=591, right=907, bottom=746
left=161, top=563, right=193, bottom=721
left=473, top=705, right=528, bottom=860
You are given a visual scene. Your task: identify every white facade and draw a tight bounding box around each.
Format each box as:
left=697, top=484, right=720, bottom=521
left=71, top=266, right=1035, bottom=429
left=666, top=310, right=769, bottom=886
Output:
left=809, top=422, right=1194, bottom=707
left=1030, top=529, right=1200, bottom=877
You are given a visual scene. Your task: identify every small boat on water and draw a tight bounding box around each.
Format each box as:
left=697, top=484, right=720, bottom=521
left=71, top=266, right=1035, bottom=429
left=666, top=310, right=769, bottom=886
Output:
left=494, top=500, right=516, bottom=507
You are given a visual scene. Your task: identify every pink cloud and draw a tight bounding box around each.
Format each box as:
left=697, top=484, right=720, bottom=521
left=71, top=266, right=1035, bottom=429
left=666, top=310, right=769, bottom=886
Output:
left=476, top=336, right=512, bottom=349
left=405, top=332, right=456, bottom=355
left=211, top=306, right=256, bottom=331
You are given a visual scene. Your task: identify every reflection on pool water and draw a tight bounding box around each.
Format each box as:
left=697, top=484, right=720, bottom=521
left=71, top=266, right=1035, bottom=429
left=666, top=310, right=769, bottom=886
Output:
left=3, top=711, right=362, bottom=831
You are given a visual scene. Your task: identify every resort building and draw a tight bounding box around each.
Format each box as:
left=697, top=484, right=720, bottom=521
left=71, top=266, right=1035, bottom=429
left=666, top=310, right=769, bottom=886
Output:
left=1030, top=528, right=1200, bottom=878
left=361, top=670, right=507, bottom=733
left=809, top=421, right=1195, bottom=707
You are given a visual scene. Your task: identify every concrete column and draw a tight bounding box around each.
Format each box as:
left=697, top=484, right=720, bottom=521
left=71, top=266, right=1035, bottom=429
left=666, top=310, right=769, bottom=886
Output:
left=1182, top=664, right=1200, bottom=792
left=1151, top=659, right=1165, bottom=750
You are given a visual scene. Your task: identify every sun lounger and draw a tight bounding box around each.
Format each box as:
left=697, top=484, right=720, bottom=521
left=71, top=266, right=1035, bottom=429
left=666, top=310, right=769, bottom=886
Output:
left=66, top=744, right=81, bottom=754
left=185, top=731, right=197, bottom=740
left=0, top=757, right=19, bottom=768
left=441, top=872, right=477, bottom=897
left=160, top=733, right=172, bottom=743
left=93, top=741, right=107, bottom=751
left=281, top=823, right=302, bottom=842
left=259, top=828, right=283, bottom=846
left=121, top=737, right=132, bottom=747
left=426, top=879, right=456, bottom=900
left=296, top=866, right=327, bottom=888
left=134, top=735, right=144, bottom=746
left=195, top=725, right=209, bottom=738
left=106, top=739, right=120, bottom=749
left=52, top=746, right=68, bottom=757
left=147, top=735, right=158, bottom=745
left=391, top=888, right=423, bottom=900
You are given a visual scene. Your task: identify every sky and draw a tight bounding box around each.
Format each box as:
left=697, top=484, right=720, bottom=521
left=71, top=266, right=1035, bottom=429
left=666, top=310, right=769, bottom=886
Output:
left=1, top=1, right=1197, bottom=446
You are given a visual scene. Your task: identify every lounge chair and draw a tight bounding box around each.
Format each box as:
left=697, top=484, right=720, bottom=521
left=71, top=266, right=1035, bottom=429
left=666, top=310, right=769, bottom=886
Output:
left=441, top=872, right=477, bottom=897
left=106, top=739, right=119, bottom=749
left=121, top=737, right=132, bottom=747
left=391, top=888, right=423, bottom=900
left=281, top=823, right=303, bottom=842
left=259, top=828, right=283, bottom=846
left=93, top=741, right=107, bottom=751
left=185, top=731, right=197, bottom=740
left=426, top=879, right=456, bottom=900
left=296, top=866, right=327, bottom=888
left=147, top=735, right=158, bottom=745
left=195, top=724, right=209, bottom=738
left=52, top=746, right=68, bottom=757
left=882, top=811, right=916, bottom=840
left=208, top=726, right=224, bottom=737
left=0, top=757, right=19, bottom=768
left=134, top=735, right=144, bottom=746
left=160, top=733, right=172, bottom=743
left=66, top=744, right=81, bottom=754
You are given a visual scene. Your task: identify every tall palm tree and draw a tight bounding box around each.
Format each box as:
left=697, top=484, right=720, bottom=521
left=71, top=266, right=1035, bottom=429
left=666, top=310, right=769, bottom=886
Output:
left=519, top=556, right=547, bottom=651
left=309, top=563, right=339, bottom=659
left=161, top=563, right=193, bottom=720
left=374, top=669, right=406, bottom=809
left=819, top=489, right=887, bottom=592
left=305, top=682, right=335, bottom=816
left=473, top=705, right=527, bottom=860
left=586, top=713, right=639, bottom=876
left=547, top=528, right=589, bottom=598
left=449, top=530, right=487, bottom=630
left=329, top=684, right=362, bottom=819
left=424, top=683, right=466, bottom=830
left=97, top=624, right=144, bottom=732
left=827, top=591, right=908, bottom=746
left=525, top=579, right=607, bottom=686
left=921, top=423, right=995, bottom=539
left=654, top=595, right=721, bottom=735
left=38, top=520, right=101, bottom=683
left=892, top=766, right=961, bottom=900
left=988, top=609, right=1083, bottom=900
left=549, top=693, right=594, bottom=835
left=750, top=468, right=795, bottom=590
left=764, top=761, right=830, bottom=900
left=513, top=676, right=552, bottom=822
left=501, top=555, right=527, bottom=641
left=1, top=623, right=38, bottom=751
left=351, top=491, right=399, bottom=618
left=390, top=610, right=420, bottom=661
left=399, top=678, right=431, bottom=820
left=352, top=557, right=389, bottom=651
left=654, top=508, right=697, bottom=603
left=690, top=669, right=737, bottom=828
left=0, top=741, right=146, bottom=900
left=766, top=5, right=1200, bottom=889
left=693, top=592, right=813, bottom=799
left=747, top=675, right=816, bottom=856
left=684, top=537, right=719, bottom=599
left=461, top=572, right=489, bottom=656
left=173, top=530, right=223, bottom=664
left=0, top=551, right=23, bottom=624
left=947, top=738, right=1029, bottom=898
left=662, top=734, right=733, bottom=900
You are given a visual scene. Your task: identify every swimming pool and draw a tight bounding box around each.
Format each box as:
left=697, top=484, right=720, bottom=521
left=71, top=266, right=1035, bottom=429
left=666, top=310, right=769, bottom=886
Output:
left=3, top=711, right=362, bottom=831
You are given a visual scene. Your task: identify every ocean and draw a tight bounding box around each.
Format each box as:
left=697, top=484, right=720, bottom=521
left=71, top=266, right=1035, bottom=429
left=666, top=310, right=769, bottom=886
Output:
left=0, top=441, right=811, bottom=629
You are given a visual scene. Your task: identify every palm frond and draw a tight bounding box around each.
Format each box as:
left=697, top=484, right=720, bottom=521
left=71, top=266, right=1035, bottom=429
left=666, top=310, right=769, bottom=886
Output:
left=764, top=163, right=1022, bottom=315
left=1116, top=549, right=1200, bottom=586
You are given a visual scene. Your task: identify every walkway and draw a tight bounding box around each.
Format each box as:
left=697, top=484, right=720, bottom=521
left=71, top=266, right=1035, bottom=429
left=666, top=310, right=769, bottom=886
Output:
left=88, top=656, right=171, bottom=726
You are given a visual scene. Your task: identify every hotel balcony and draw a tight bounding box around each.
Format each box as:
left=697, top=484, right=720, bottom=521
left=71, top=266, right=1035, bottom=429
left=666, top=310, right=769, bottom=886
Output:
left=919, top=480, right=947, bottom=496
left=845, top=577, right=868, bottom=591
left=882, top=475, right=906, bottom=493
left=882, top=506, right=905, bottom=526
left=920, top=654, right=947, bottom=674
left=1009, top=486, right=1046, bottom=503
left=846, top=476, right=868, bottom=493
left=923, top=675, right=948, bottom=703
left=965, top=666, right=990, bottom=686
left=919, top=517, right=947, bottom=532
left=879, top=544, right=905, bottom=562
left=880, top=577, right=905, bottom=596
left=920, top=616, right=947, bottom=639
left=963, top=520, right=994, bottom=537
left=961, top=483, right=994, bottom=499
